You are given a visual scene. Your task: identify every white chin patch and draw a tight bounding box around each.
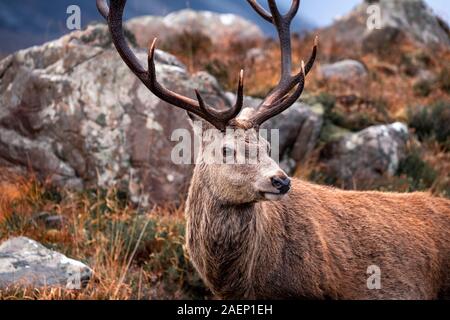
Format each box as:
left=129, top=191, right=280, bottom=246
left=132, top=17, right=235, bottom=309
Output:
left=263, top=193, right=285, bottom=201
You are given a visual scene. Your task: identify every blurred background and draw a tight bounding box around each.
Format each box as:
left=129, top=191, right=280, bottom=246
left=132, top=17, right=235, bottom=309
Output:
left=0, top=0, right=449, bottom=300
left=1, top=0, right=449, bottom=54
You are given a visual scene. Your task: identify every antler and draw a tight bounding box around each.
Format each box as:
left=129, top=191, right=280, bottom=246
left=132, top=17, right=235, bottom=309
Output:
left=98, top=0, right=316, bottom=130
left=96, top=0, right=244, bottom=131
left=246, top=0, right=318, bottom=127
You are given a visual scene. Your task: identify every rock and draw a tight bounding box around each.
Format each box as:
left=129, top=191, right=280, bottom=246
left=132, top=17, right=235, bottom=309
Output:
left=320, top=122, right=409, bottom=188
left=246, top=48, right=267, bottom=64
left=319, top=0, right=450, bottom=56
left=0, top=21, right=322, bottom=204
left=365, top=0, right=450, bottom=46
left=318, top=60, right=368, bottom=82
left=126, top=9, right=264, bottom=49
left=227, top=94, right=323, bottom=173
left=417, top=69, right=437, bottom=83
left=0, top=24, right=230, bottom=206
left=0, top=237, right=92, bottom=289
left=264, top=104, right=323, bottom=165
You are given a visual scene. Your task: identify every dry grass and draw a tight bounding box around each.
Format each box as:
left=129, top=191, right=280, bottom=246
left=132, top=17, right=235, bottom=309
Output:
left=166, top=31, right=450, bottom=121
left=0, top=170, right=210, bottom=300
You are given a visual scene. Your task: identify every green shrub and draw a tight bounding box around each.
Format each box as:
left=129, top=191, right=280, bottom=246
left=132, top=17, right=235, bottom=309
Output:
left=431, top=101, right=450, bottom=147
left=397, top=151, right=437, bottom=191
left=205, top=59, right=230, bottom=90
left=400, top=51, right=432, bottom=77
left=413, top=79, right=433, bottom=97
left=315, top=93, right=336, bottom=114
left=400, top=54, right=419, bottom=77
left=313, top=93, right=347, bottom=128
left=438, top=67, right=450, bottom=94
left=408, top=106, right=433, bottom=140
left=314, top=93, right=386, bottom=132
left=408, top=101, right=450, bottom=149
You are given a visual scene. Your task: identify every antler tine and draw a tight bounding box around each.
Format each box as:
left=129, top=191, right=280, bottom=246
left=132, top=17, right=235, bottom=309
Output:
left=227, top=69, right=245, bottom=120
left=291, top=36, right=317, bottom=84
left=251, top=61, right=306, bottom=126
left=147, top=38, right=204, bottom=113
left=194, top=90, right=210, bottom=114
left=99, top=0, right=146, bottom=77
left=307, top=36, right=319, bottom=74
left=246, top=0, right=273, bottom=23
left=246, top=0, right=300, bottom=24
left=251, top=38, right=317, bottom=127
left=246, top=0, right=318, bottom=127
left=195, top=70, right=244, bottom=124
left=286, top=0, right=301, bottom=22
left=265, top=35, right=317, bottom=106
left=97, top=0, right=109, bottom=19
left=97, top=0, right=245, bottom=131
left=267, top=0, right=292, bottom=81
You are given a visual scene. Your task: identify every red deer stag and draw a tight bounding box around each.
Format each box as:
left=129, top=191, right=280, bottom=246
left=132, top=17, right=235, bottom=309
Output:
left=98, top=0, right=450, bottom=299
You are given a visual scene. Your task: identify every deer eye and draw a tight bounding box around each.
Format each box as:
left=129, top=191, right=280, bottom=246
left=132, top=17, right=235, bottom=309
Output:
left=222, top=146, right=235, bottom=159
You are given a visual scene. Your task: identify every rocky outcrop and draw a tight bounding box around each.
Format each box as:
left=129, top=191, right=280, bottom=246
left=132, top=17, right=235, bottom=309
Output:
left=319, top=0, right=450, bottom=56
left=0, top=24, right=231, bottom=206
left=320, top=122, right=409, bottom=189
left=126, top=9, right=264, bottom=49
left=0, top=22, right=324, bottom=204
left=318, top=60, right=368, bottom=83
left=0, top=237, right=92, bottom=289
left=365, top=0, right=450, bottom=46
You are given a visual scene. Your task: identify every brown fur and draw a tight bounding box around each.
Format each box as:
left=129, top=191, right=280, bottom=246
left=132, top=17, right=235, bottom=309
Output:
left=186, top=169, right=450, bottom=300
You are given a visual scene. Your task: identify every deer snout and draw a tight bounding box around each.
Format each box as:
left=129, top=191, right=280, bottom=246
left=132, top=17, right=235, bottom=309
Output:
left=271, top=173, right=291, bottom=194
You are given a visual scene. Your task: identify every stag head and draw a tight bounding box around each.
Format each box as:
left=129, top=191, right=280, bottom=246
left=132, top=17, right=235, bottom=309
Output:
left=98, top=0, right=317, bottom=203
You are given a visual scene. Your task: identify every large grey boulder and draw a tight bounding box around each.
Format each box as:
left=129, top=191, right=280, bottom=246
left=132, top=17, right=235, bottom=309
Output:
left=0, top=237, right=92, bottom=289
left=320, top=122, right=409, bottom=188
left=364, top=0, right=450, bottom=46
left=127, top=9, right=264, bottom=49
left=0, top=22, right=322, bottom=204
left=319, top=0, right=449, bottom=55
left=0, top=24, right=228, bottom=206
left=318, top=60, right=368, bottom=83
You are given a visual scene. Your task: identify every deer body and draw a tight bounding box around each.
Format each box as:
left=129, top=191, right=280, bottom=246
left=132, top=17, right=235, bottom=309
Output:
left=99, top=0, right=450, bottom=300
left=186, top=177, right=450, bottom=300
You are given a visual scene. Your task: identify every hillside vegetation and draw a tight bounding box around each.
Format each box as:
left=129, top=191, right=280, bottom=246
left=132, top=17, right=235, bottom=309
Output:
left=0, top=1, right=449, bottom=299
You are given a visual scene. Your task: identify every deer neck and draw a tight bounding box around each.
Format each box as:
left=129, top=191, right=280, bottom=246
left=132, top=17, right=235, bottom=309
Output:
left=185, top=168, right=266, bottom=299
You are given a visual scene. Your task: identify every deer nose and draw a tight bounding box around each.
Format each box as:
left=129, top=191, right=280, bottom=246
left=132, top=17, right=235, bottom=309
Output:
left=271, top=174, right=291, bottom=194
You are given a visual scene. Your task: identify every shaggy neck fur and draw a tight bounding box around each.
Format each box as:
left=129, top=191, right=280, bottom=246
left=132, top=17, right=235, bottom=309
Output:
left=185, top=166, right=327, bottom=299
left=185, top=174, right=261, bottom=299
